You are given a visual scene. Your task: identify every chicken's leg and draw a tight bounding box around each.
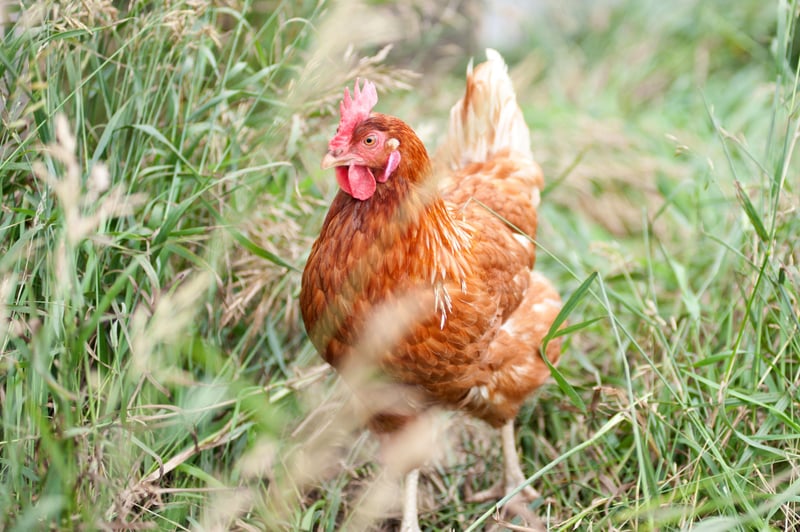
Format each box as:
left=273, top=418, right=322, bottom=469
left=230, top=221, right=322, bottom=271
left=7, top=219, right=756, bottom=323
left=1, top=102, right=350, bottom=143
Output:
left=468, top=420, right=542, bottom=503
left=400, top=468, right=422, bottom=532
left=500, top=420, right=541, bottom=500
left=467, top=421, right=546, bottom=530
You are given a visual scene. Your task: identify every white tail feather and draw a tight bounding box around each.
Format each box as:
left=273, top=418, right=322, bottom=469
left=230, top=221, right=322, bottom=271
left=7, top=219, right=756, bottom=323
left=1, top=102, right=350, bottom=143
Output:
left=437, top=49, right=533, bottom=171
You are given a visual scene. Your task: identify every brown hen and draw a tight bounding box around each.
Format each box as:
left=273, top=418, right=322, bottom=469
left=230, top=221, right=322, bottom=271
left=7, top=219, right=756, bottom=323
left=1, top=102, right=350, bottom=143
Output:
left=300, top=49, right=562, bottom=530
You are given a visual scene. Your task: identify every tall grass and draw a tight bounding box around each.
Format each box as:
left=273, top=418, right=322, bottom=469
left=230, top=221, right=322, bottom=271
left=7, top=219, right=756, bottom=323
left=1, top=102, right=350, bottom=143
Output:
left=0, top=0, right=798, bottom=530
left=0, top=0, right=329, bottom=528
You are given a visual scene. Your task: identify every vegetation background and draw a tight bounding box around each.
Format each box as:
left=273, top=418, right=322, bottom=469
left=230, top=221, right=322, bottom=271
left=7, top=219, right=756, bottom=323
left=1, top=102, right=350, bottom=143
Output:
left=0, top=0, right=797, bottom=530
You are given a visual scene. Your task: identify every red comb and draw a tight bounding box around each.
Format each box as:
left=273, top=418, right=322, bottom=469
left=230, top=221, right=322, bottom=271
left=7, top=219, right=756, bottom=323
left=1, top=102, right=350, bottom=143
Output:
left=328, top=78, right=378, bottom=152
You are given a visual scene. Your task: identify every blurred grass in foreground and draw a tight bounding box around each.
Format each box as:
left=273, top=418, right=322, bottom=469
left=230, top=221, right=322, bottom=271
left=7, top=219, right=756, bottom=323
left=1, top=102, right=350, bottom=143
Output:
left=0, top=0, right=798, bottom=530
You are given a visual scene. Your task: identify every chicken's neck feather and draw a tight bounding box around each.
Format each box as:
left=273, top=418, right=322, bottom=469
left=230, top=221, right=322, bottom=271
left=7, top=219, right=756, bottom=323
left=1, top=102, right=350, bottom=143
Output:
left=324, top=162, right=473, bottom=323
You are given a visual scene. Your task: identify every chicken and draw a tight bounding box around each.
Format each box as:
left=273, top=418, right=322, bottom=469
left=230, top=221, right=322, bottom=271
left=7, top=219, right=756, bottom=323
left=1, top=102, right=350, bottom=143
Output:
left=300, top=49, right=562, bottom=529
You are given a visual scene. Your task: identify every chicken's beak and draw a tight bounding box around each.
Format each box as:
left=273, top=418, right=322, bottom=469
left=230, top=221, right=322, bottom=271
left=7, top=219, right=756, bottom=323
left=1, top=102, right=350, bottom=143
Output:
left=322, top=149, right=365, bottom=169
left=321, top=152, right=347, bottom=169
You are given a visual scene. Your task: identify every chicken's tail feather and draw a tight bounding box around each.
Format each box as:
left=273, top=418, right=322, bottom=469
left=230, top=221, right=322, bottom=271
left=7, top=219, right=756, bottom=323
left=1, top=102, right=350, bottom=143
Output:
left=437, top=48, right=533, bottom=171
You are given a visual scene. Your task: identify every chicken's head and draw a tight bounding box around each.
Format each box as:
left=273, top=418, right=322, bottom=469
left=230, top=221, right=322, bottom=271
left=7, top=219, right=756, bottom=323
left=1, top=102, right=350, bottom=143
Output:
left=322, top=79, right=401, bottom=201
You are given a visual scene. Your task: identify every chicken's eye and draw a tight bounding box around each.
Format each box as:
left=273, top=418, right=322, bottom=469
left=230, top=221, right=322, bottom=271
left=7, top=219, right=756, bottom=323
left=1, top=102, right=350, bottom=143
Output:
left=363, top=135, right=377, bottom=146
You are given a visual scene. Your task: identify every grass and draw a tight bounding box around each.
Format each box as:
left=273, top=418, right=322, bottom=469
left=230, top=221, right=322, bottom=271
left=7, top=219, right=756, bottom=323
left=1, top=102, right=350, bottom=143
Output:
left=0, top=0, right=798, bottom=530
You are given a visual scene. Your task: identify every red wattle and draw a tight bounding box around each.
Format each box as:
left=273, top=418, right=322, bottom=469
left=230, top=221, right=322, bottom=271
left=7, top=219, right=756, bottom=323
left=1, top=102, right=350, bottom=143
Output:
left=337, top=165, right=376, bottom=200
